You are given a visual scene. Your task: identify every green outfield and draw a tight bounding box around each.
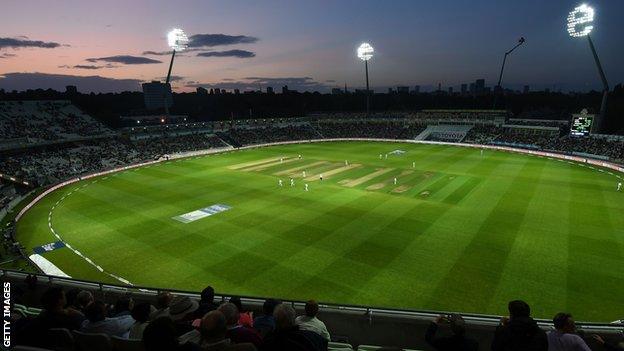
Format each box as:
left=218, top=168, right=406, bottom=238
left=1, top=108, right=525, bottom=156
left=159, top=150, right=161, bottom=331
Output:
left=16, top=141, right=624, bottom=321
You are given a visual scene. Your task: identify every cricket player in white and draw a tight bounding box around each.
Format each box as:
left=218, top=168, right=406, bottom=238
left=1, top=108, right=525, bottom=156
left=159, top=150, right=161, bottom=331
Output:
left=305, top=183, right=309, bottom=191
left=298, top=154, right=302, bottom=159
left=290, top=178, right=295, bottom=187
left=385, top=154, right=388, bottom=160
left=393, top=177, right=397, bottom=185
left=412, top=161, right=415, bottom=168
left=480, top=149, right=484, bottom=156
left=278, top=179, right=283, bottom=187
left=379, top=154, right=383, bottom=159
left=345, top=160, right=348, bottom=166
left=303, top=170, right=306, bottom=177
left=319, top=174, right=323, bottom=181
left=618, top=182, right=622, bottom=191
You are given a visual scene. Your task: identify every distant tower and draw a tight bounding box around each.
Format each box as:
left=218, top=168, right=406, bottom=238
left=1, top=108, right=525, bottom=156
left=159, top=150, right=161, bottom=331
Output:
left=344, top=83, right=348, bottom=94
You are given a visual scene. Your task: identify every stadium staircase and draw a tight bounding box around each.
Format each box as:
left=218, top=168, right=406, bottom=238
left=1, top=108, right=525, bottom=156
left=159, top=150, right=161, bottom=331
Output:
left=415, top=124, right=473, bottom=142
left=215, top=131, right=241, bottom=148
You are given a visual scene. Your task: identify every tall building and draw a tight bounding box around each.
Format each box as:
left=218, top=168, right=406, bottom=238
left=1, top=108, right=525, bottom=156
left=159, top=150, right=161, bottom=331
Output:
left=388, top=88, right=395, bottom=94
left=196, top=87, right=208, bottom=96
left=413, top=85, right=420, bottom=94
left=448, top=87, right=453, bottom=95
left=397, top=86, right=409, bottom=94
left=142, top=81, right=172, bottom=110
left=282, top=85, right=289, bottom=94
left=469, top=83, right=475, bottom=95
left=461, top=84, right=467, bottom=95
left=234, top=89, right=240, bottom=95
left=475, top=79, right=485, bottom=95
left=332, top=88, right=343, bottom=95
left=266, top=86, right=274, bottom=94
left=523, top=85, right=530, bottom=94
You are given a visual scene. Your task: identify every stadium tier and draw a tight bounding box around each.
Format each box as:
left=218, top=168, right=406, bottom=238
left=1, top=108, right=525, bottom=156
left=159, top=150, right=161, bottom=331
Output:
left=2, top=103, right=624, bottom=351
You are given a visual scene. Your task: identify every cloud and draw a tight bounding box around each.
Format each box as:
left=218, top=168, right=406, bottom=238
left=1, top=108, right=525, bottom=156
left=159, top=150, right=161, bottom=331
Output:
left=156, top=75, right=185, bottom=82
left=58, top=63, right=118, bottom=70
left=0, top=37, right=64, bottom=49
left=142, top=50, right=173, bottom=56
left=0, top=72, right=143, bottom=93
left=0, top=53, right=16, bottom=59
left=188, top=34, right=258, bottom=48
left=196, top=50, right=255, bottom=58
left=185, top=76, right=331, bottom=92
left=86, top=55, right=161, bottom=64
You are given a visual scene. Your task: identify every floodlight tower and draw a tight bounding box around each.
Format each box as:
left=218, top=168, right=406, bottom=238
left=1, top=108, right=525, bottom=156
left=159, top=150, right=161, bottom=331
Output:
left=567, top=4, right=609, bottom=133
left=357, top=43, right=374, bottom=115
left=493, top=37, right=525, bottom=109
left=163, top=28, right=189, bottom=118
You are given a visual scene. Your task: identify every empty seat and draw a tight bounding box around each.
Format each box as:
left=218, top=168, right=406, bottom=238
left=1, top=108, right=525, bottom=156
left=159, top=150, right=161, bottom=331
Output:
left=47, top=328, right=74, bottom=351
left=111, top=336, right=145, bottom=351
left=73, top=330, right=112, bottom=351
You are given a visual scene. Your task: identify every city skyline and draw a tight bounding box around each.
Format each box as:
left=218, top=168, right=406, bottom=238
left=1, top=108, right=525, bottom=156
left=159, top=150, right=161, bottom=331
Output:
left=1, top=0, right=623, bottom=93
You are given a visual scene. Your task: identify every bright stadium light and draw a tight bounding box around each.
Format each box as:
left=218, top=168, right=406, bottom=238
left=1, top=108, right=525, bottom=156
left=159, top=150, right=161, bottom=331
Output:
left=162, top=28, right=188, bottom=119
left=357, top=43, right=374, bottom=114
left=567, top=4, right=609, bottom=133
left=357, top=42, right=374, bottom=61
left=567, top=4, right=594, bottom=38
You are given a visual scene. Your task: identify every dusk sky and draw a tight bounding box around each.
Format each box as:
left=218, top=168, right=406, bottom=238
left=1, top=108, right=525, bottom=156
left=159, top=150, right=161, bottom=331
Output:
left=1, top=0, right=623, bottom=93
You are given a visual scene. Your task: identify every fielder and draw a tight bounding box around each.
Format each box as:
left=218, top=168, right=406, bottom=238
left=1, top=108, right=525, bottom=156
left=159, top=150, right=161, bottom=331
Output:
left=618, top=182, right=622, bottom=191
left=379, top=154, right=383, bottom=159
left=393, top=177, right=397, bottom=185
left=302, top=170, right=306, bottom=177
left=345, top=160, right=348, bottom=166
left=305, top=183, right=309, bottom=191
left=278, top=179, right=283, bottom=187
left=280, top=157, right=284, bottom=163
left=298, top=154, right=302, bottom=159
left=412, top=161, right=415, bottom=168
left=319, top=174, right=323, bottom=181
left=290, top=178, right=295, bottom=187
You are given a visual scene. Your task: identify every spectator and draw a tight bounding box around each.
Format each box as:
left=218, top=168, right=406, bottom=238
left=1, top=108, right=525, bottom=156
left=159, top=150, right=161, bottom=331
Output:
left=254, top=299, right=280, bottom=338
left=143, top=316, right=200, bottom=351
left=261, top=304, right=327, bottom=351
left=547, top=313, right=591, bottom=351
left=66, top=289, right=93, bottom=315
left=129, top=302, right=152, bottom=340
left=151, top=291, right=173, bottom=320
left=491, top=300, right=548, bottom=351
left=36, top=286, right=84, bottom=331
left=81, top=300, right=134, bottom=337
left=200, top=310, right=257, bottom=351
left=424, top=314, right=478, bottom=351
left=194, top=285, right=219, bottom=319
left=295, top=300, right=330, bottom=341
left=169, top=296, right=199, bottom=322
left=230, top=297, right=254, bottom=328
left=218, top=302, right=263, bottom=347
left=113, top=296, right=134, bottom=317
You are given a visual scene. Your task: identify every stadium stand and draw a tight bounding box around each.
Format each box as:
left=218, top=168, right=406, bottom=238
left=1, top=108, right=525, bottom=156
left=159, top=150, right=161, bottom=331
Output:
left=4, top=104, right=624, bottom=350
left=3, top=272, right=623, bottom=351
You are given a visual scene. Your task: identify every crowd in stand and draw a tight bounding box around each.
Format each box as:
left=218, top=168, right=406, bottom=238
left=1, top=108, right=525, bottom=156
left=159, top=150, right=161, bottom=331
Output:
left=0, top=134, right=227, bottom=185
left=11, top=283, right=623, bottom=351
left=0, top=101, right=111, bottom=142
left=315, top=121, right=427, bottom=140
left=14, top=285, right=333, bottom=351
left=226, top=124, right=320, bottom=146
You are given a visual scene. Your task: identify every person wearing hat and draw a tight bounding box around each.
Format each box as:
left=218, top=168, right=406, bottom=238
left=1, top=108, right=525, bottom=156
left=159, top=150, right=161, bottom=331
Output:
left=425, top=314, right=478, bottom=351
left=169, top=295, right=200, bottom=335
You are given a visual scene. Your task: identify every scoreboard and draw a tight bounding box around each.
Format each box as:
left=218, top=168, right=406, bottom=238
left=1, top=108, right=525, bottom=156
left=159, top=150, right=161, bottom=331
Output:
left=570, top=109, right=594, bottom=137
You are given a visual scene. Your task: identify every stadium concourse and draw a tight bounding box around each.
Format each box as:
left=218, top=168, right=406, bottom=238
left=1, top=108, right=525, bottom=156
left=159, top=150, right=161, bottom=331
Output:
left=2, top=101, right=624, bottom=350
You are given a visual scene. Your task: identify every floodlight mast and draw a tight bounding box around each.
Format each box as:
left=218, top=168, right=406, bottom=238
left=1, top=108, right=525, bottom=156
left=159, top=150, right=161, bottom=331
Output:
left=567, top=4, right=609, bottom=133
left=493, top=37, right=525, bottom=109
left=357, top=43, right=374, bottom=115
left=163, top=28, right=189, bottom=119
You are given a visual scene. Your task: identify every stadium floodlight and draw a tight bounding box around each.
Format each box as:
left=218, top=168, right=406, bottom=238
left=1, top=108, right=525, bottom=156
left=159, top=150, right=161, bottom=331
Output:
left=167, top=28, right=189, bottom=51
left=567, top=4, right=609, bottom=133
left=162, top=28, right=189, bottom=119
left=357, top=43, right=374, bottom=115
left=493, top=37, right=525, bottom=109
